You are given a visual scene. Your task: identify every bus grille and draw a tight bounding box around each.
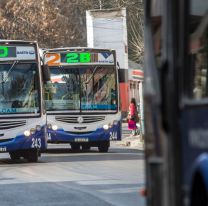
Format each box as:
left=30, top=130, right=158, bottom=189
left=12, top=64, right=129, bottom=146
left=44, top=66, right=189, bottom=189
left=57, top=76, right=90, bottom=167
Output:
left=55, top=116, right=105, bottom=124
left=0, top=120, right=26, bottom=130
left=65, top=131, right=94, bottom=135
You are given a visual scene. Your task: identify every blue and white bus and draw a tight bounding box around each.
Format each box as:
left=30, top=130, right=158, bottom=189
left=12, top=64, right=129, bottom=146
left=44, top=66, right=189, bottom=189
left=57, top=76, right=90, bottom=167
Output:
left=43, top=48, right=122, bottom=152
left=0, top=40, right=49, bottom=162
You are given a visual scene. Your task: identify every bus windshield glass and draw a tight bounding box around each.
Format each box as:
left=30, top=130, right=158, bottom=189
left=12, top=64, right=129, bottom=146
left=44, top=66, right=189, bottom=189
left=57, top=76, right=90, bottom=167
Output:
left=0, top=63, right=40, bottom=114
left=80, top=67, right=117, bottom=111
left=45, top=66, right=117, bottom=112
left=45, top=67, right=80, bottom=111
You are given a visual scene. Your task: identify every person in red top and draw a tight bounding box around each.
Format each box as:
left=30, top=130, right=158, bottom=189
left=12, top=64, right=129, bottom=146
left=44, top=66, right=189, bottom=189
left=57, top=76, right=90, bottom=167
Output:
left=128, top=98, right=138, bottom=135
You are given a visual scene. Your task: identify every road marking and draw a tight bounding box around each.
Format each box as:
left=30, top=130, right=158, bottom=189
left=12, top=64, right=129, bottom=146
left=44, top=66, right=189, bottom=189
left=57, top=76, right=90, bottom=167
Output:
left=76, top=179, right=137, bottom=185
left=99, top=187, right=140, bottom=194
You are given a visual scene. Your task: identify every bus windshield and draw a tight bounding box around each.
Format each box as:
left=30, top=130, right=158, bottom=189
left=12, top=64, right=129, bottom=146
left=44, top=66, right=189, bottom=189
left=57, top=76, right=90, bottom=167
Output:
left=80, top=67, right=117, bottom=111
left=45, top=66, right=117, bottom=112
left=0, top=63, right=40, bottom=114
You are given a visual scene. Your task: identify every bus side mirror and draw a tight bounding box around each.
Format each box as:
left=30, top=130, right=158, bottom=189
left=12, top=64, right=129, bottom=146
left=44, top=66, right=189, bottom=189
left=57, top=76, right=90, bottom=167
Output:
left=41, top=64, right=51, bottom=83
left=117, top=62, right=120, bottom=69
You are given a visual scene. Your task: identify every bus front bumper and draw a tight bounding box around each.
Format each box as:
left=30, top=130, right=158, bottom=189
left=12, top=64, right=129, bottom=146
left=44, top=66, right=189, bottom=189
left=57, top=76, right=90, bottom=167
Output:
left=0, top=128, right=47, bottom=153
left=47, top=123, right=121, bottom=143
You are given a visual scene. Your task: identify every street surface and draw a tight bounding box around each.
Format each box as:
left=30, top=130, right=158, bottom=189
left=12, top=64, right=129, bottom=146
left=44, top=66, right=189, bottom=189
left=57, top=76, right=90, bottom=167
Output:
left=0, top=127, right=145, bottom=206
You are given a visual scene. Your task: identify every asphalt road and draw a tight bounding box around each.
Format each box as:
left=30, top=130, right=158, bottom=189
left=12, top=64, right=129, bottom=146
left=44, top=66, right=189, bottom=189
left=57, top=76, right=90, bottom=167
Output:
left=0, top=142, right=145, bottom=206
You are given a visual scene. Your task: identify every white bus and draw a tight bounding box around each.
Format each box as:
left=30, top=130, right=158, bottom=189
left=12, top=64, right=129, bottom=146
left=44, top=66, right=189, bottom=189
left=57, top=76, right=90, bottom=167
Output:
left=0, top=40, right=49, bottom=162
left=43, top=48, right=122, bottom=152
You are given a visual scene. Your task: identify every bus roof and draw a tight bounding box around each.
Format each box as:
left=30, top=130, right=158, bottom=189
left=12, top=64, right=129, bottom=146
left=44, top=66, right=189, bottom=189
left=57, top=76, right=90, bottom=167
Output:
left=43, top=47, right=116, bottom=53
left=43, top=47, right=116, bottom=66
left=0, top=40, right=38, bottom=45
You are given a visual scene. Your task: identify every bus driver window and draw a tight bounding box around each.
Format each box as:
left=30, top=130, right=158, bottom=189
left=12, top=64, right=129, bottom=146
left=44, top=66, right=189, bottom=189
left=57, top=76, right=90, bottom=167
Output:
left=189, top=1, right=208, bottom=99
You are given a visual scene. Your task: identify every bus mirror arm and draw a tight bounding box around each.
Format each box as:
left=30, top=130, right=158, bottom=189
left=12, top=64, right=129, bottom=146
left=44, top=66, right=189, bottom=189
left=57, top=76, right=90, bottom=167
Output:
left=42, top=65, right=51, bottom=84
left=117, top=62, right=120, bottom=70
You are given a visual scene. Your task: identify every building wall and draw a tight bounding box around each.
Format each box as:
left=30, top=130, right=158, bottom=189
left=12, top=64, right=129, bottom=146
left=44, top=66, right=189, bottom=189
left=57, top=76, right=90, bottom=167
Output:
left=86, top=8, right=129, bottom=115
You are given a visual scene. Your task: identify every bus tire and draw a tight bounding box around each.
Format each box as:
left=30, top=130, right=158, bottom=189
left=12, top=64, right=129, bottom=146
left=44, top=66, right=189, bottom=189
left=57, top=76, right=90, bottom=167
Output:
left=98, top=141, right=109, bottom=153
left=26, top=149, right=39, bottom=163
left=9, top=151, right=21, bottom=161
left=71, top=143, right=81, bottom=152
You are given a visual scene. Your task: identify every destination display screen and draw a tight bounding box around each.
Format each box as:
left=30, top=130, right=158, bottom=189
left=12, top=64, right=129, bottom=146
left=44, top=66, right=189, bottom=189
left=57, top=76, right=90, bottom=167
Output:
left=0, top=46, right=36, bottom=60
left=44, top=50, right=115, bottom=66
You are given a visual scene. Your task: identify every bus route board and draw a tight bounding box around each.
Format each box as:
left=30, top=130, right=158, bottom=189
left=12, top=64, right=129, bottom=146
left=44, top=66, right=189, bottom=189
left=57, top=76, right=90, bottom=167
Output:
left=0, top=46, right=36, bottom=61
left=44, top=50, right=115, bottom=66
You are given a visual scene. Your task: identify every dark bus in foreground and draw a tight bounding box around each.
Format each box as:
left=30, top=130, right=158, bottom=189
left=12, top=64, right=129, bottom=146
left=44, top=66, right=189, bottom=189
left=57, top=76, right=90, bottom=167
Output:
left=144, top=0, right=208, bottom=205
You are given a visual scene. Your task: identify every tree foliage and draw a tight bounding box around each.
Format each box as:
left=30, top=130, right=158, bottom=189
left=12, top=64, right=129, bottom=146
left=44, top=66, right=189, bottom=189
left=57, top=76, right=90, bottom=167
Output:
left=0, top=0, right=143, bottom=63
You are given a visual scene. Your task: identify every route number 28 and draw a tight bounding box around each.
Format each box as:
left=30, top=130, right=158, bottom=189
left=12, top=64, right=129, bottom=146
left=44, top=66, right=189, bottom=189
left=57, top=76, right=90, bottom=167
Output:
left=66, top=52, right=91, bottom=63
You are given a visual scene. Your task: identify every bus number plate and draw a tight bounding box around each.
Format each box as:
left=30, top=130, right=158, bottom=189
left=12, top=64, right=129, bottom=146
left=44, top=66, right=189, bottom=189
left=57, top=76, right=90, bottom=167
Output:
left=74, top=138, right=89, bottom=142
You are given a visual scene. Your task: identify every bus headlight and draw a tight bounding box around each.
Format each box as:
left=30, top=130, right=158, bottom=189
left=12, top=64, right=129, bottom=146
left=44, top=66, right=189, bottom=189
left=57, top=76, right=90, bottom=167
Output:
left=47, top=124, right=52, bottom=129
left=103, top=124, right=109, bottom=130
left=52, top=125, right=58, bottom=131
left=109, top=123, right=113, bottom=128
left=24, top=130, right=31, bottom=137
left=113, top=120, right=118, bottom=125
left=36, top=125, right=42, bottom=131
left=30, top=128, right=36, bottom=135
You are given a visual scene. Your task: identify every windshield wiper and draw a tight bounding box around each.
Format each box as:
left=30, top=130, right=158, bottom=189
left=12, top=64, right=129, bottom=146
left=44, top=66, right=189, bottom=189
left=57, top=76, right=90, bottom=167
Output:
left=84, top=66, right=99, bottom=85
left=0, top=61, right=19, bottom=84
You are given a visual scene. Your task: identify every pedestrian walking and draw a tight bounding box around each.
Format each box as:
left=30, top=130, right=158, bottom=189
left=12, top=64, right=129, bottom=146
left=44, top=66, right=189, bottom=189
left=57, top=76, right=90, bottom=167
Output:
left=127, top=98, right=139, bottom=136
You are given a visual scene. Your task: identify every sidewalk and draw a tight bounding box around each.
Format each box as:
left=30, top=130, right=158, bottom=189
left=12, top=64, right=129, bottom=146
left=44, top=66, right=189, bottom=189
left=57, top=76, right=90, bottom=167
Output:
left=117, top=134, right=144, bottom=150
left=120, top=123, right=144, bottom=149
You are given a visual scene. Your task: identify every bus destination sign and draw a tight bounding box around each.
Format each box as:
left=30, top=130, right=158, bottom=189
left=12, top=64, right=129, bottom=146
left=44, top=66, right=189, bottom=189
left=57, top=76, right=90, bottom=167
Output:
left=45, top=51, right=115, bottom=66
left=0, top=46, right=36, bottom=60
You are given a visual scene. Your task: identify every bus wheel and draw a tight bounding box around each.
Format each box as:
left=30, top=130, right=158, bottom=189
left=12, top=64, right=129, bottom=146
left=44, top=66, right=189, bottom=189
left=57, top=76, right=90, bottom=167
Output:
left=25, top=149, right=39, bottom=163
left=82, top=145, right=91, bottom=151
left=9, top=152, right=21, bottom=161
left=70, top=143, right=81, bottom=152
left=98, top=141, right=110, bottom=153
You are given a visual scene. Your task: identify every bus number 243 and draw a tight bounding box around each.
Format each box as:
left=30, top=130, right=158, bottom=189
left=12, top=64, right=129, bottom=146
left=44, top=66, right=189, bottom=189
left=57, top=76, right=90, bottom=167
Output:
left=31, top=138, right=41, bottom=149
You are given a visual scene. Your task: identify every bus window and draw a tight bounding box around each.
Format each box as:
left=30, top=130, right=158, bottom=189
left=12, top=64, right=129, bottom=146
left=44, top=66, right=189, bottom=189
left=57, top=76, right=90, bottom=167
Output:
left=150, top=0, right=163, bottom=69
left=189, top=1, right=208, bottom=99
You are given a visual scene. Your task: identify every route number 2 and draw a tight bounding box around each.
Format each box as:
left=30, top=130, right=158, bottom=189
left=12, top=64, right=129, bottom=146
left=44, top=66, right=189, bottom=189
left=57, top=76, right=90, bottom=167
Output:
left=45, top=53, right=60, bottom=66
